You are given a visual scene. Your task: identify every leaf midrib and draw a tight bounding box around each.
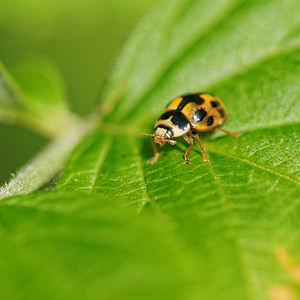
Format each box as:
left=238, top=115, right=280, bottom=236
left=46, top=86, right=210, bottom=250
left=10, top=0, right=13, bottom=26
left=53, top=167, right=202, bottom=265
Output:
left=133, top=137, right=154, bottom=212
left=89, top=136, right=112, bottom=192
left=207, top=158, right=254, bottom=300
left=96, top=120, right=300, bottom=187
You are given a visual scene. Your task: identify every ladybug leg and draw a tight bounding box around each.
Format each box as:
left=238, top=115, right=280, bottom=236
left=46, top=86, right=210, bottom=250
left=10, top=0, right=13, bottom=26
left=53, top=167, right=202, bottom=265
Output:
left=182, top=134, right=194, bottom=164
left=191, top=133, right=210, bottom=162
left=214, top=128, right=241, bottom=137
left=146, top=137, right=160, bottom=165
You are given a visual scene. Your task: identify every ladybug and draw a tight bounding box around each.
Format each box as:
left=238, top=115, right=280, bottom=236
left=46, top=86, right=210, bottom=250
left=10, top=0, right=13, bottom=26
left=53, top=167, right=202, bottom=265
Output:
left=139, top=92, right=240, bottom=165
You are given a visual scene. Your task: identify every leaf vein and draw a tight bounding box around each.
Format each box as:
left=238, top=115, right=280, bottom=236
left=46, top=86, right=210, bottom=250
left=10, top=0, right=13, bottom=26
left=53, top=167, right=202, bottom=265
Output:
left=207, top=147, right=300, bottom=186
left=89, top=136, right=113, bottom=192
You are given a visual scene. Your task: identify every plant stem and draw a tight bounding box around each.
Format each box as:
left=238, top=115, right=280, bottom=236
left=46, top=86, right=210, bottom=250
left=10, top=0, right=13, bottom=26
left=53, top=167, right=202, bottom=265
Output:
left=0, top=116, right=96, bottom=200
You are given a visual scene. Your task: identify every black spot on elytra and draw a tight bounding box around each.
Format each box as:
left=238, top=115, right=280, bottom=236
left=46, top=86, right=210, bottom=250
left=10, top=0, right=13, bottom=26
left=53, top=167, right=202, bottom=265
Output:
left=177, top=94, right=204, bottom=110
left=210, top=100, right=220, bottom=107
left=192, top=108, right=207, bottom=122
left=219, top=109, right=225, bottom=118
left=158, top=110, right=189, bottom=130
left=207, top=116, right=214, bottom=126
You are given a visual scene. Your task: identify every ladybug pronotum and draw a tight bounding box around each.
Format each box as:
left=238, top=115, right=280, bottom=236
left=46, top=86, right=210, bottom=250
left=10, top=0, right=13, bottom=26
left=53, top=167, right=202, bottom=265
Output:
left=139, top=92, right=240, bottom=165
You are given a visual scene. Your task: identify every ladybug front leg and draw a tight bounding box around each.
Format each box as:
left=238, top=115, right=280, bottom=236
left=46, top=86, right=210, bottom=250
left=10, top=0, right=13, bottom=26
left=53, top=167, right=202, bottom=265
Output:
left=182, top=134, right=194, bottom=164
left=191, top=132, right=210, bottom=162
left=146, top=137, right=160, bottom=165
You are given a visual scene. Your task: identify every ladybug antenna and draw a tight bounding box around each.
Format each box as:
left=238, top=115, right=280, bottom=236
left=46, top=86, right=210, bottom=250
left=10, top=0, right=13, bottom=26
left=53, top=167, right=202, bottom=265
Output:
left=137, top=133, right=154, bottom=137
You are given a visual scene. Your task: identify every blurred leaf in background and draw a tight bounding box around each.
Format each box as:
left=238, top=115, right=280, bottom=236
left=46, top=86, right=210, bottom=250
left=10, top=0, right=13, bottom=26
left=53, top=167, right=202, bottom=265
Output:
left=0, top=0, right=155, bottom=184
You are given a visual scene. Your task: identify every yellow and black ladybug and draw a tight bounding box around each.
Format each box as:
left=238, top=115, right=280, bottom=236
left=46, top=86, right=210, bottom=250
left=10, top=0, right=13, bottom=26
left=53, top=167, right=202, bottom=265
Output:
left=139, top=92, right=240, bottom=165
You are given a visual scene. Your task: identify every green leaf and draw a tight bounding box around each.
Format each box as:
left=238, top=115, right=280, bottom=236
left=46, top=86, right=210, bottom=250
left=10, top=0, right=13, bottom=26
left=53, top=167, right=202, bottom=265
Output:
left=0, top=57, right=75, bottom=137
left=8, top=56, right=67, bottom=115
left=0, top=62, right=23, bottom=108
left=58, top=0, right=300, bottom=298
left=0, top=191, right=195, bottom=300
left=0, top=62, right=25, bottom=124
left=0, top=57, right=96, bottom=198
left=101, top=0, right=300, bottom=127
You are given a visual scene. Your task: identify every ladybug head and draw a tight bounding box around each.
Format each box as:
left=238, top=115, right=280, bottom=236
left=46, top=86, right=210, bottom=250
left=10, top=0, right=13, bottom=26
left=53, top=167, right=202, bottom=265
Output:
left=153, top=126, right=176, bottom=147
left=137, top=126, right=177, bottom=147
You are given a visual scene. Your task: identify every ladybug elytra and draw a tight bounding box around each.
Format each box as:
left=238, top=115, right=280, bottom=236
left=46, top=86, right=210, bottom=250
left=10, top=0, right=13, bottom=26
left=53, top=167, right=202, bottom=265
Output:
left=139, top=92, right=240, bottom=165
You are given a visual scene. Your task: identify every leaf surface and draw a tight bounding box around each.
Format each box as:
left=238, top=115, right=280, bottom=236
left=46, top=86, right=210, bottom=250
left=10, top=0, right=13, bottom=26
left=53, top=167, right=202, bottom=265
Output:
left=0, top=191, right=194, bottom=300
left=58, top=0, right=300, bottom=298
left=3, top=0, right=300, bottom=299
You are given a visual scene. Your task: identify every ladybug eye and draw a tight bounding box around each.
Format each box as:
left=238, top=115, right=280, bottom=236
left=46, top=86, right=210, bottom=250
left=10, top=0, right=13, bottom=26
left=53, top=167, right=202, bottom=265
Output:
left=165, top=130, right=173, bottom=139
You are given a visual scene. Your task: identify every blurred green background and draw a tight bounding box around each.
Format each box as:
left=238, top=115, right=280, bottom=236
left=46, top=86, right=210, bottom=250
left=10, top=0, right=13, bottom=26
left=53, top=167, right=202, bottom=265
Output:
left=0, top=0, right=155, bottom=184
